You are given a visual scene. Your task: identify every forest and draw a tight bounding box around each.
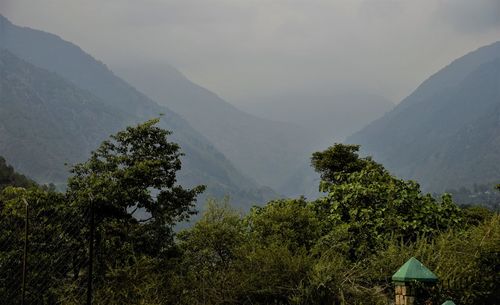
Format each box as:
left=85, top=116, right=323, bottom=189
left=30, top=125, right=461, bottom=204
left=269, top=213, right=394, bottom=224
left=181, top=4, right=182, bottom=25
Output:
left=0, top=119, right=498, bottom=305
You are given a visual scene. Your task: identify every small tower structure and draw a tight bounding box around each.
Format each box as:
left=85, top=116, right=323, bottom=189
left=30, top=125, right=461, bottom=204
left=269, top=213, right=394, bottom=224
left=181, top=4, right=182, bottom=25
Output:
left=392, top=257, right=438, bottom=305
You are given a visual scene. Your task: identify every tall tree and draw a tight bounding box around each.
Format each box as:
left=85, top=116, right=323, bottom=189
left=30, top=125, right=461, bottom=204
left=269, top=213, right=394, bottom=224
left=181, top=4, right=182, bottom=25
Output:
left=311, top=144, right=381, bottom=187
left=311, top=144, right=462, bottom=260
left=67, top=119, right=205, bottom=263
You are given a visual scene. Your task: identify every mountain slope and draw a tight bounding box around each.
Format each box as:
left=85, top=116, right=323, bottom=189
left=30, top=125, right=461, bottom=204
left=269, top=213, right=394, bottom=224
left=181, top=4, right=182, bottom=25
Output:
left=0, top=15, right=275, bottom=207
left=113, top=62, right=315, bottom=191
left=348, top=42, right=500, bottom=192
left=0, top=49, right=124, bottom=183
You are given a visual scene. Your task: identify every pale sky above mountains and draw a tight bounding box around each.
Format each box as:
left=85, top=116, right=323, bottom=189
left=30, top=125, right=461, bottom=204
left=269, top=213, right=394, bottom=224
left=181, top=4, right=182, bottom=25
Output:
left=2, top=0, right=499, bottom=106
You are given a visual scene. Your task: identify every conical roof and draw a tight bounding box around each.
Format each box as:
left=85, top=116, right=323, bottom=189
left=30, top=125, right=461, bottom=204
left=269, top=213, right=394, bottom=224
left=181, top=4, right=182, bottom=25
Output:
left=392, top=257, right=438, bottom=283
left=442, top=301, right=456, bottom=305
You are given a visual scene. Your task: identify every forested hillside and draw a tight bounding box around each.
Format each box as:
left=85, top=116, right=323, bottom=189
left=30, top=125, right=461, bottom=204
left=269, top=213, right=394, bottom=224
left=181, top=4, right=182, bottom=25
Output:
left=0, top=49, right=123, bottom=183
left=0, top=15, right=276, bottom=207
left=348, top=41, right=500, bottom=193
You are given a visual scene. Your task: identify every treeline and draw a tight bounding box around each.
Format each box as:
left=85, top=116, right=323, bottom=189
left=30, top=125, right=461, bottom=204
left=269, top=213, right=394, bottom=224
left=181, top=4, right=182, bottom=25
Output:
left=0, top=120, right=498, bottom=304
left=0, top=156, right=35, bottom=189
left=443, top=184, right=500, bottom=211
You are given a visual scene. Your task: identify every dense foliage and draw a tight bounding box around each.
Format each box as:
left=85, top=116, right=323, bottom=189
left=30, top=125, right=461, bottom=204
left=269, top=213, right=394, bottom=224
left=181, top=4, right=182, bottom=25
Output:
left=67, top=119, right=205, bottom=260
left=0, top=156, right=34, bottom=190
left=0, top=126, right=498, bottom=305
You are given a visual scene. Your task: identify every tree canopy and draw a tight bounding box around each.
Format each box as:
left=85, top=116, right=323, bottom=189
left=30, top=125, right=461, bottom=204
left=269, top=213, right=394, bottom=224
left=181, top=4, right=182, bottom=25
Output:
left=0, top=132, right=497, bottom=305
left=311, top=143, right=382, bottom=187
left=67, top=119, right=205, bottom=258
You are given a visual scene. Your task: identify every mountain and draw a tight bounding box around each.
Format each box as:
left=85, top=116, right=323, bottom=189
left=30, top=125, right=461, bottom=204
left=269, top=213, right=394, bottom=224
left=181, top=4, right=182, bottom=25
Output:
left=348, top=42, right=500, bottom=192
left=0, top=15, right=276, bottom=207
left=113, top=61, right=315, bottom=192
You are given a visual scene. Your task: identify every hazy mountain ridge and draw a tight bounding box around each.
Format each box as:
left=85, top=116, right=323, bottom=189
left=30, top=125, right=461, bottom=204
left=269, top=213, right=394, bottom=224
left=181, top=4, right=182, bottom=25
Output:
left=348, top=42, right=500, bottom=192
left=113, top=62, right=315, bottom=191
left=0, top=15, right=276, bottom=207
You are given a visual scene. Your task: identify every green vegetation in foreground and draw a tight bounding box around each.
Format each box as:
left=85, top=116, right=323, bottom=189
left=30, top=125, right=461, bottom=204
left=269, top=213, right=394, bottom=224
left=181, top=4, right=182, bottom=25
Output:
left=0, top=123, right=498, bottom=305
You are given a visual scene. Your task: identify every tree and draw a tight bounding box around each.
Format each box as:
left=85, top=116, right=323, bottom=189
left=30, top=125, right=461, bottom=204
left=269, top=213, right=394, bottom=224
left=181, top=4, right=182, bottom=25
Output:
left=0, top=186, right=74, bottom=304
left=246, top=197, right=322, bottom=252
left=311, top=144, right=381, bottom=188
left=67, top=119, right=205, bottom=269
left=176, top=198, right=247, bottom=304
left=310, top=144, right=462, bottom=260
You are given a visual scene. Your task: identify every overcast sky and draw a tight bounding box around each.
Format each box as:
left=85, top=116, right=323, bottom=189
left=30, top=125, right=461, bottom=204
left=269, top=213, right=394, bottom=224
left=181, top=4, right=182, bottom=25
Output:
left=2, top=0, right=500, bottom=105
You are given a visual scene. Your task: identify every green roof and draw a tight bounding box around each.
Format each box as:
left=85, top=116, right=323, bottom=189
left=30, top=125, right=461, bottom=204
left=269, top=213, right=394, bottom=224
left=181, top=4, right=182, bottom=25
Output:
left=442, top=301, right=456, bottom=305
left=392, top=257, right=438, bottom=283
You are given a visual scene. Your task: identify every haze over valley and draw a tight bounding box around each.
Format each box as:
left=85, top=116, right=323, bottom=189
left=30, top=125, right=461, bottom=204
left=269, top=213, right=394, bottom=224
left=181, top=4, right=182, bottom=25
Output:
left=2, top=1, right=500, bottom=200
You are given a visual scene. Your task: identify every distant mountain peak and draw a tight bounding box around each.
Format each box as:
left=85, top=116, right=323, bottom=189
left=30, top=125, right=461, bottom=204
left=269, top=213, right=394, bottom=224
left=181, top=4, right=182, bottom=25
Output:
left=0, top=14, right=11, bottom=24
left=402, top=40, right=500, bottom=106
